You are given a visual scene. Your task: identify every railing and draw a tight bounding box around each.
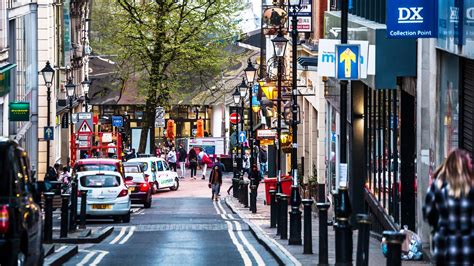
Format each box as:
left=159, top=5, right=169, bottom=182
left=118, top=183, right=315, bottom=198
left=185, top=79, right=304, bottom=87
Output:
left=364, top=187, right=398, bottom=239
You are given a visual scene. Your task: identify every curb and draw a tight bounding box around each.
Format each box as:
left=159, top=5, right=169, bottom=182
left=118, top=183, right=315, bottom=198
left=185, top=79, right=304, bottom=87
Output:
left=225, top=197, right=301, bottom=266
left=44, top=245, right=78, bottom=266
left=53, top=226, right=114, bottom=244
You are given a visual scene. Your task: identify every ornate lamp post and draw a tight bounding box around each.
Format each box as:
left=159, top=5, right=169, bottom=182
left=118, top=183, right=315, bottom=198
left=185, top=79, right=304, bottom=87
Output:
left=238, top=78, right=247, bottom=179
left=66, top=78, right=76, bottom=165
left=81, top=77, right=91, bottom=112
left=40, top=61, right=55, bottom=170
left=65, top=78, right=78, bottom=231
left=244, top=59, right=257, bottom=213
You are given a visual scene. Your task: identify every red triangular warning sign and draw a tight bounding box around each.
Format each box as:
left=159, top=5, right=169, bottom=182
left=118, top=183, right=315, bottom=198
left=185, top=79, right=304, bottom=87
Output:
left=78, top=120, right=92, bottom=133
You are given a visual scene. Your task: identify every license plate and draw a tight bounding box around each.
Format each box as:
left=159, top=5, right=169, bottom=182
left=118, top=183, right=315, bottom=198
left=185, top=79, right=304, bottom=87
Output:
left=92, top=204, right=112, bottom=209
left=128, top=187, right=135, bottom=193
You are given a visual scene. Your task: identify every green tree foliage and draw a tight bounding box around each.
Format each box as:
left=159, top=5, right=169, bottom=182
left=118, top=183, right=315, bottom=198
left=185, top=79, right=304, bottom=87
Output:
left=91, top=0, right=242, bottom=152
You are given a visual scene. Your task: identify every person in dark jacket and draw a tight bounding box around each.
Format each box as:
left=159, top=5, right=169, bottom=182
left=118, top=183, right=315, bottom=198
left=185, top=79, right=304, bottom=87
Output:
left=423, top=148, right=474, bottom=265
left=258, top=146, right=268, bottom=177
left=249, top=164, right=263, bottom=190
left=188, top=148, right=198, bottom=180
left=208, top=165, right=222, bottom=201
left=178, top=144, right=187, bottom=179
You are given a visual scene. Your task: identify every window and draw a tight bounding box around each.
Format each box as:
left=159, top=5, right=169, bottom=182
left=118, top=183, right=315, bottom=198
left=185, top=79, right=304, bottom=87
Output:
left=80, top=175, right=121, bottom=187
left=156, top=161, right=164, bottom=171
left=76, top=164, right=118, bottom=172
left=124, top=166, right=140, bottom=173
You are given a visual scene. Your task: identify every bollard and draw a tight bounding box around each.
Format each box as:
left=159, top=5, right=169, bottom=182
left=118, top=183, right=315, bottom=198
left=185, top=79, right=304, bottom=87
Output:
left=276, top=194, right=281, bottom=235
left=316, top=202, right=330, bottom=265
left=238, top=180, right=243, bottom=203
left=383, top=231, right=406, bottom=266
left=335, top=187, right=352, bottom=265
left=60, top=194, right=70, bottom=238
left=43, top=192, right=55, bottom=243
left=69, top=181, right=78, bottom=232
left=232, top=177, right=240, bottom=198
left=250, top=181, right=257, bottom=213
left=279, top=194, right=288, bottom=240
left=79, top=190, right=88, bottom=229
left=302, top=199, right=313, bottom=254
left=242, top=180, right=249, bottom=208
left=270, top=190, right=277, bottom=228
left=356, top=214, right=371, bottom=266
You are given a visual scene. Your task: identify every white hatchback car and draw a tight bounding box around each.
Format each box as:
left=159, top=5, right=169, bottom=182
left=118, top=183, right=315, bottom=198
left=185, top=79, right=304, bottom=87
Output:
left=76, top=171, right=131, bottom=223
left=127, top=157, right=179, bottom=193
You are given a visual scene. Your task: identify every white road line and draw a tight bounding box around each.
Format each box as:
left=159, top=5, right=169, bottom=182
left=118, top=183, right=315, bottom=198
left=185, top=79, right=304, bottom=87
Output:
left=228, top=214, right=236, bottom=220
left=225, top=221, right=252, bottom=266
left=109, top=227, right=127, bottom=244
left=214, top=201, right=230, bottom=220
left=89, top=250, right=109, bottom=266
left=135, top=209, right=145, bottom=215
left=217, top=200, right=226, bottom=214
left=233, top=221, right=265, bottom=266
left=77, top=250, right=97, bottom=266
left=55, top=246, right=67, bottom=253
left=119, top=226, right=136, bottom=244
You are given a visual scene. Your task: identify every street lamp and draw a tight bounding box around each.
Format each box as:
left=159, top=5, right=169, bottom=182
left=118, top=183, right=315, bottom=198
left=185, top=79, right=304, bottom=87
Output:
left=238, top=77, right=247, bottom=98
left=66, top=78, right=75, bottom=166
left=288, top=0, right=303, bottom=246
left=81, top=77, right=91, bottom=112
left=40, top=61, right=55, bottom=170
left=271, top=30, right=288, bottom=58
left=232, top=86, right=241, bottom=105
left=231, top=86, right=242, bottom=198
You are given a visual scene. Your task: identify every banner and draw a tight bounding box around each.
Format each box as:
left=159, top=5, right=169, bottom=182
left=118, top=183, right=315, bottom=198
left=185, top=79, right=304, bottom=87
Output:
left=386, top=0, right=438, bottom=38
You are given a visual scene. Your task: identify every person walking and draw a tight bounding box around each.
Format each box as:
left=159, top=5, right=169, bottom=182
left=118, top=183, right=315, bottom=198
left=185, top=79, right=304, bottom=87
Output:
left=189, top=148, right=198, bottom=180
left=178, top=144, right=187, bottom=179
left=167, top=147, right=177, bottom=172
left=259, top=146, right=268, bottom=177
left=242, top=151, right=250, bottom=177
left=59, top=166, right=71, bottom=194
left=423, top=148, right=474, bottom=265
left=248, top=164, right=263, bottom=190
left=198, top=148, right=211, bottom=180
left=208, top=164, right=223, bottom=201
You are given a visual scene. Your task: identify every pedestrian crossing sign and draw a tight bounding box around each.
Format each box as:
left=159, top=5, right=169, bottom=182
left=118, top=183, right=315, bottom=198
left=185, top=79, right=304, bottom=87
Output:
left=78, top=120, right=92, bottom=133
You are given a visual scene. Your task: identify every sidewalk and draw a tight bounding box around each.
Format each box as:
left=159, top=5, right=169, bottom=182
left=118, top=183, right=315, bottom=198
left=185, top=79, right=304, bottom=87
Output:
left=225, top=186, right=430, bottom=266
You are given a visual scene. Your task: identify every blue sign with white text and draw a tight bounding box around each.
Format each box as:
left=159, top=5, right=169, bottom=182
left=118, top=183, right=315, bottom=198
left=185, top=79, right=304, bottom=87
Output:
left=112, top=116, right=123, bottom=127
left=335, top=44, right=360, bottom=80
left=386, top=0, right=438, bottom=38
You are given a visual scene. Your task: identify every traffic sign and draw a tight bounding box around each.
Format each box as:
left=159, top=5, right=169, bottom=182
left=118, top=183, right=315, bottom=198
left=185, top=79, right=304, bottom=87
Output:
left=112, top=116, right=123, bottom=127
left=230, top=113, right=241, bottom=124
left=238, top=131, right=247, bottom=143
left=78, top=120, right=92, bottom=133
left=155, top=107, right=165, bottom=128
left=336, top=44, right=360, bottom=80
left=155, top=118, right=165, bottom=128
left=44, top=127, right=54, bottom=140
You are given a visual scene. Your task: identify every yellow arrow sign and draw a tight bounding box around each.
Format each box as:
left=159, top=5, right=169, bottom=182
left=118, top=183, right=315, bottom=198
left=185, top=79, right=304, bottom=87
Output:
left=339, top=48, right=357, bottom=78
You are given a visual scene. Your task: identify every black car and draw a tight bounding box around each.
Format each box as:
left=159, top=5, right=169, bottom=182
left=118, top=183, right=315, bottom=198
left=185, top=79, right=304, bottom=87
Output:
left=123, top=162, right=152, bottom=208
left=0, top=138, right=43, bottom=265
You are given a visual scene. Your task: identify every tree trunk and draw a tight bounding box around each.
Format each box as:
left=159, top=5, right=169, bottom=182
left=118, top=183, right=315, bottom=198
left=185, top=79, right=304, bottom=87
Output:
left=138, top=97, right=153, bottom=154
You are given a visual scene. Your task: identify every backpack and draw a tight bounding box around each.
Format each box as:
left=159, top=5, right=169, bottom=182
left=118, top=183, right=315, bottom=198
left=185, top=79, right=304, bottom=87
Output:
left=202, top=154, right=211, bottom=164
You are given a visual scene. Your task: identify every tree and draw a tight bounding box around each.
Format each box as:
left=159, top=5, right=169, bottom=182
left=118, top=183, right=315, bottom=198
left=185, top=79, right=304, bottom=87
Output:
left=91, top=0, right=242, bottom=153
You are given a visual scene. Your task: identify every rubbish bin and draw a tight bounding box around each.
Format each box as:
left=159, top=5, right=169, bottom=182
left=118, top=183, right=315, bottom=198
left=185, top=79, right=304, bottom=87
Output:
left=264, top=176, right=292, bottom=204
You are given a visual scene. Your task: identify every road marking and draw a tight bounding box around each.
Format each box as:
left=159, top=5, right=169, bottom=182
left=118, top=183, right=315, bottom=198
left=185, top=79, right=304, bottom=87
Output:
left=89, top=250, right=109, bottom=265
left=109, top=226, right=127, bottom=244
left=233, top=221, right=265, bottom=266
left=55, top=246, right=67, bottom=253
left=225, top=221, right=252, bottom=266
left=119, top=226, right=136, bottom=244
left=77, top=250, right=97, bottom=266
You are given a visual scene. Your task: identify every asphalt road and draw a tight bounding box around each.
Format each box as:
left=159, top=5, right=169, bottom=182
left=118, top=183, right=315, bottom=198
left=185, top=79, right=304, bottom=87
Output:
left=64, top=176, right=278, bottom=265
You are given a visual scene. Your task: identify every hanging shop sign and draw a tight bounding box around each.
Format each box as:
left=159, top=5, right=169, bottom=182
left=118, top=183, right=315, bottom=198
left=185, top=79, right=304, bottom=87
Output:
left=9, top=102, right=30, bottom=121
left=386, top=0, right=437, bottom=38
left=257, top=129, right=277, bottom=139
left=262, top=7, right=288, bottom=35
left=288, top=0, right=312, bottom=33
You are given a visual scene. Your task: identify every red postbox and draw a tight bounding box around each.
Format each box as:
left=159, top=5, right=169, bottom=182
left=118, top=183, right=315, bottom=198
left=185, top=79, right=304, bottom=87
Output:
left=263, top=176, right=292, bottom=205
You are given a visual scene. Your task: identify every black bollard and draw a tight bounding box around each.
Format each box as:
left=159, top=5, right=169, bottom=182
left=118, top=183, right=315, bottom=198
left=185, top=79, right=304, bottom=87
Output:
left=69, top=181, right=78, bottom=232
left=383, top=231, right=406, bottom=266
left=316, top=202, right=330, bottom=265
left=232, top=177, right=240, bottom=198
left=302, top=199, right=313, bottom=254
left=242, top=180, right=249, bottom=208
left=43, top=192, right=55, bottom=243
left=270, top=190, right=277, bottom=228
left=356, top=214, right=371, bottom=266
left=250, top=180, right=257, bottom=213
left=276, top=194, right=281, bottom=235
left=238, top=179, right=244, bottom=204
left=335, top=187, right=352, bottom=265
left=79, top=190, right=88, bottom=229
left=279, top=194, right=288, bottom=240
left=60, top=194, right=70, bottom=238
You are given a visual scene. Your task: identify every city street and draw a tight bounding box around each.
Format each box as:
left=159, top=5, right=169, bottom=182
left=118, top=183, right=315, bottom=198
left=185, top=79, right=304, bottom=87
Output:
left=63, top=175, right=278, bottom=265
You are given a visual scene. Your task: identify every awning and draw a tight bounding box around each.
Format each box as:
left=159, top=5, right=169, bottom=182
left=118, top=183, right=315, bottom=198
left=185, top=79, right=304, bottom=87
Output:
left=0, top=64, right=16, bottom=97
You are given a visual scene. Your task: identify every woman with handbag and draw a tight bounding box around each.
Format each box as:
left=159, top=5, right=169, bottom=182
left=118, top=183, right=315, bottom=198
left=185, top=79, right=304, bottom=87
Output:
left=188, top=148, right=198, bottom=180
left=208, top=165, right=222, bottom=201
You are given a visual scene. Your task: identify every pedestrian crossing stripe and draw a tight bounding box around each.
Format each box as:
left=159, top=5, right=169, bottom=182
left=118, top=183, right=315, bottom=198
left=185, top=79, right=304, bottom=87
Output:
left=78, top=120, right=92, bottom=133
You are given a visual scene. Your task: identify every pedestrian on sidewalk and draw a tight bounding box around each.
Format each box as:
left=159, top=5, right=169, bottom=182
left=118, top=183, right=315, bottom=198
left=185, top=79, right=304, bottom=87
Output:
left=423, top=148, right=474, bottom=265
left=198, top=148, right=211, bottom=180
left=259, top=146, right=268, bottom=177
left=209, top=164, right=222, bottom=201
left=189, top=148, right=198, bottom=180
left=167, top=147, right=177, bottom=172
left=59, top=166, right=71, bottom=194
left=178, top=144, right=187, bottom=179
left=249, top=164, right=263, bottom=190
left=242, top=151, right=250, bottom=177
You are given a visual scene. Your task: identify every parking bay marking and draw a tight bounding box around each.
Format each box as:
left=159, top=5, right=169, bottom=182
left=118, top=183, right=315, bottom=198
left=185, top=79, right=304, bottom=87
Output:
left=77, top=250, right=109, bottom=266
left=109, top=226, right=136, bottom=245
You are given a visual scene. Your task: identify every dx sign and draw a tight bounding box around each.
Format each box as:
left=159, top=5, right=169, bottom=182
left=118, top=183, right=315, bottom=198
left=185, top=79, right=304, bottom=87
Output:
left=398, top=7, right=423, bottom=23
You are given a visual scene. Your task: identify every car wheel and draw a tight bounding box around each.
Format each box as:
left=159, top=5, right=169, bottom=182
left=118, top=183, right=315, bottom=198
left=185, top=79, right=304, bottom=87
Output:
left=122, top=213, right=131, bottom=223
left=113, top=216, right=122, bottom=223
left=144, top=197, right=152, bottom=208
left=170, top=177, right=179, bottom=191
left=16, top=250, right=25, bottom=266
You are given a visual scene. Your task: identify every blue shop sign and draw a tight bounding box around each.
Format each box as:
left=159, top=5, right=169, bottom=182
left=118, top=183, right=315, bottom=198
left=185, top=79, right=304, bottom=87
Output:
left=112, top=115, right=123, bottom=127
left=386, top=0, right=438, bottom=38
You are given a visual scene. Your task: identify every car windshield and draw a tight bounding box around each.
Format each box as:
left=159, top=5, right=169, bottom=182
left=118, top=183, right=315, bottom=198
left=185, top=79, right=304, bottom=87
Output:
left=124, top=165, right=141, bottom=173
left=80, top=175, right=121, bottom=188
left=137, top=162, right=148, bottom=171
left=77, top=164, right=117, bottom=172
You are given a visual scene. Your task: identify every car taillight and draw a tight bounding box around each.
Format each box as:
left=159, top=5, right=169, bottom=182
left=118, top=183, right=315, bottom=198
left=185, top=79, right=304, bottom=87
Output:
left=0, top=205, right=9, bottom=234
left=118, top=189, right=128, bottom=197
left=140, top=183, right=149, bottom=192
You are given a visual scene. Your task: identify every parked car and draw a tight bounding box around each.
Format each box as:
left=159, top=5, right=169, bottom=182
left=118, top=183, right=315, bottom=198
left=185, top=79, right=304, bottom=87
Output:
left=128, top=157, right=179, bottom=193
left=123, top=162, right=152, bottom=208
left=76, top=171, right=131, bottom=223
left=0, top=138, right=43, bottom=265
left=73, top=158, right=125, bottom=178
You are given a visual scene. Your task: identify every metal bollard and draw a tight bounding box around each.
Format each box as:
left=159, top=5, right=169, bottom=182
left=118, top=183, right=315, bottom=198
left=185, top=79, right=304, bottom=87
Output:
left=383, top=231, right=406, bottom=266
left=69, top=181, right=78, bottom=232
left=60, top=194, right=70, bottom=238
left=238, top=179, right=244, bottom=204
left=250, top=181, right=257, bottom=213
left=276, top=194, right=281, bottom=235
left=232, top=177, right=240, bottom=198
left=79, top=190, right=88, bottom=229
left=242, top=181, right=249, bottom=208
left=356, top=214, right=371, bottom=266
left=335, top=187, right=352, bottom=265
left=302, top=199, right=313, bottom=254
left=270, top=190, right=277, bottom=228
left=43, top=192, right=55, bottom=243
left=279, top=194, right=288, bottom=240
left=316, top=202, right=330, bottom=265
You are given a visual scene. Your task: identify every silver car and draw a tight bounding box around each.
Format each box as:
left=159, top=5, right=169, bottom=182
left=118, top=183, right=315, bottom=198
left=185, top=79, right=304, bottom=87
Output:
left=76, top=171, right=131, bottom=223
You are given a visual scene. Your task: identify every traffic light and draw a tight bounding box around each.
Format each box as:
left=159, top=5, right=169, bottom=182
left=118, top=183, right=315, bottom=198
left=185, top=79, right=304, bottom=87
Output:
left=166, top=119, right=175, bottom=140
left=196, top=119, right=204, bottom=138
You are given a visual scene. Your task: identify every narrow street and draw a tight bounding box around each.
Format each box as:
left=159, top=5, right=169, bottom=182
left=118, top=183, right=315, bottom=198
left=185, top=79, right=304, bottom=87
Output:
left=64, top=176, right=278, bottom=265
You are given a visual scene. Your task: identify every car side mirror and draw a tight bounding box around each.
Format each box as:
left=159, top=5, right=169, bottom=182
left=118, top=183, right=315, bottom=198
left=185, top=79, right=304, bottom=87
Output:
left=125, top=176, right=133, bottom=181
